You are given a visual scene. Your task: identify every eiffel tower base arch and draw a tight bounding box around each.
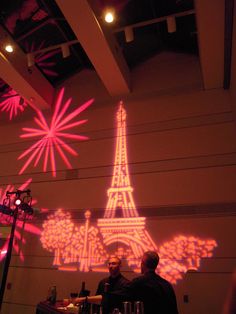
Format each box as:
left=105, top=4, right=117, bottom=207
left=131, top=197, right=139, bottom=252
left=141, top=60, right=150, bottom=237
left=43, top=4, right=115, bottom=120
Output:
left=98, top=217, right=157, bottom=272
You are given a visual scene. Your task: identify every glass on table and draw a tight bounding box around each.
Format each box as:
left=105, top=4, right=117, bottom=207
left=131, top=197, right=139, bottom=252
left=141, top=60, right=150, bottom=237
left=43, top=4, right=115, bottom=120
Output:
left=122, top=301, right=132, bottom=314
left=134, top=301, right=144, bottom=314
left=62, top=298, right=70, bottom=306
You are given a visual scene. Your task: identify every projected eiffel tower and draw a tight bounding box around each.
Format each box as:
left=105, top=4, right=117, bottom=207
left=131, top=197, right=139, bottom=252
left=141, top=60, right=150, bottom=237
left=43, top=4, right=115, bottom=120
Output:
left=98, top=102, right=157, bottom=271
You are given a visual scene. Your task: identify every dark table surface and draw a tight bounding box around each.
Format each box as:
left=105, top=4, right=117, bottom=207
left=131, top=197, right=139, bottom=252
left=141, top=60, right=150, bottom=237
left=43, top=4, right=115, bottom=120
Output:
left=36, top=301, right=78, bottom=314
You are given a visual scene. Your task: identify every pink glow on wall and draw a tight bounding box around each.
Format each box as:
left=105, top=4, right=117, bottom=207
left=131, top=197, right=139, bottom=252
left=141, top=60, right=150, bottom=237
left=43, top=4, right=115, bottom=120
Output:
left=0, top=89, right=28, bottom=120
left=18, top=88, right=93, bottom=177
left=40, top=102, right=218, bottom=284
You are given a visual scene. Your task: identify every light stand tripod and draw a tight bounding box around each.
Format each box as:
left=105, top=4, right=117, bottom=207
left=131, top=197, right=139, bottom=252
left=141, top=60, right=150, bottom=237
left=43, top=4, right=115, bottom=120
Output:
left=0, top=189, right=33, bottom=311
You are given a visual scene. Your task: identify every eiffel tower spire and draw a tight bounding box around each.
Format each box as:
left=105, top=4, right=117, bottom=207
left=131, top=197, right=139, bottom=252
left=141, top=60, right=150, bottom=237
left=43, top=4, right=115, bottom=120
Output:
left=104, top=101, right=138, bottom=218
left=98, top=101, right=157, bottom=272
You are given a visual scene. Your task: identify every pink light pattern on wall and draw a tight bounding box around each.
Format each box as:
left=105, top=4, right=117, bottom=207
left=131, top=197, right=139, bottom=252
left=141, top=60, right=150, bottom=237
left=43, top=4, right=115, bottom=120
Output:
left=40, top=209, right=108, bottom=271
left=158, top=235, right=217, bottom=284
left=24, top=41, right=59, bottom=77
left=0, top=179, right=41, bottom=261
left=40, top=207, right=217, bottom=283
left=40, top=101, right=218, bottom=284
left=104, top=102, right=138, bottom=218
left=18, top=88, right=93, bottom=177
left=0, top=89, right=28, bottom=120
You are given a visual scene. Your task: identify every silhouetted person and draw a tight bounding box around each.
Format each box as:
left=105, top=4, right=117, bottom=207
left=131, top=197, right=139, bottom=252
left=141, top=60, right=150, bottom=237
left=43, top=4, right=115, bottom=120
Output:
left=126, top=251, right=179, bottom=314
left=75, top=256, right=129, bottom=314
left=96, top=256, right=130, bottom=314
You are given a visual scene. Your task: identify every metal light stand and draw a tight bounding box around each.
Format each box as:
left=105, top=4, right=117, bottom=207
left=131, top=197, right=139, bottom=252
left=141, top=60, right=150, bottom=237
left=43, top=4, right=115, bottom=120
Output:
left=0, top=189, right=33, bottom=312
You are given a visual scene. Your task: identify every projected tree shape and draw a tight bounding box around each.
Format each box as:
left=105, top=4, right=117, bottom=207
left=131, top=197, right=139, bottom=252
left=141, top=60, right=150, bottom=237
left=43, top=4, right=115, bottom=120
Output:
left=0, top=89, right=28, bottom=120
left=0, top=179, right=41, bottom=261
left=158, top=235, right=217, bottom=284
left=18, top=88, right=93, bottom=177
left=40, top=101, right=217, bottom=284
left=41, top=209, right=74, bottom=265
left=40, top=209, right=108, bottom=271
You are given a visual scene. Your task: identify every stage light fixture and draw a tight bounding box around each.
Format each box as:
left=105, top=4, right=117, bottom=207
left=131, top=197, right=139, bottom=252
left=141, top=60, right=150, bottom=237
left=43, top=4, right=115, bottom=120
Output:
left=0, top=204, right=11, bottom=215
left=19, top=202, right=34, bottom=215
left=14, top=198, right=22, bottom=206
left=0, top=188, right=34, bottom=310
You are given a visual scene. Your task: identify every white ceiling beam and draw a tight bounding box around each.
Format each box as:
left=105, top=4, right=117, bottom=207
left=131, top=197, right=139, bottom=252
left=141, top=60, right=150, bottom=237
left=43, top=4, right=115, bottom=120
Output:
left=0, top=26, right=53, bottom=109
left=55, top=0, right=131, bottom=96
left=194, top=0, right=225, bottom=89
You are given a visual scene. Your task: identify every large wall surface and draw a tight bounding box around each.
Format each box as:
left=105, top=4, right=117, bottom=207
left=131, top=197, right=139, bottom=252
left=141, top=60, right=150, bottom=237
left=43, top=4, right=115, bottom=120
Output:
left=0, top=53, right=236, bottom=314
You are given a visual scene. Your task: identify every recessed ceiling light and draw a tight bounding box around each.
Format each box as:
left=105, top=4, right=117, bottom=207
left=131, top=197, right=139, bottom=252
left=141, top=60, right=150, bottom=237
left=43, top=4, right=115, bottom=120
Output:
left=5, top=44, right=14, bottom=53
left=104, top=11, right=114, bottom=23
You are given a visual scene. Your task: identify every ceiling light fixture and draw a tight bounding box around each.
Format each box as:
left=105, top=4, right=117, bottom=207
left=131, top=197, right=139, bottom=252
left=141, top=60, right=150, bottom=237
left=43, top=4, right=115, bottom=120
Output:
left=61, top=43, right=70, bottom=58
left=125, top=26, right=134, bottom=43
left=167, top=16, right=177, bottom=33
left=5, top=44, right=14, bottom=53
left=104, top=11, right=114, bottom=23
left=114, top=9, right=194, bottom=40
left=24, top=39, right=78, bottom=68
left=27, top=53, right=35, bottom=67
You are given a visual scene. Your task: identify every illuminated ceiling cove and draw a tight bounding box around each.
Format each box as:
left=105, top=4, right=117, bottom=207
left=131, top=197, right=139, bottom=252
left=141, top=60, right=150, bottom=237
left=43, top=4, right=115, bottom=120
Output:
left=40, top=102, right=217, bottom=284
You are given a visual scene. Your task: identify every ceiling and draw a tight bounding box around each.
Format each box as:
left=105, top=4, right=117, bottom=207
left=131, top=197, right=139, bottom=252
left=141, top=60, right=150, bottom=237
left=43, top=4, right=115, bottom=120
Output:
left=0, top=0, right=232, bottom=111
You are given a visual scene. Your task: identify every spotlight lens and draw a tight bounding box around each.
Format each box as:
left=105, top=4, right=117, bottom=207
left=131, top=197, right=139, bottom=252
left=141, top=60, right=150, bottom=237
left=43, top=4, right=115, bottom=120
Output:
left=5, top=45, right=14, bottom=53
left=105, top=12, right=114, bottom=23
left=15, top=198, right=21, bottom=206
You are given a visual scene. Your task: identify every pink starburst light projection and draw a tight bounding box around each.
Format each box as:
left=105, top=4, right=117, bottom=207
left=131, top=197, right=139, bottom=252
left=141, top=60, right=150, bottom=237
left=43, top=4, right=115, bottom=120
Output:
left=18, top=88, right=94, bottom=177
left=0, top=89, right=28, bottom=120
left=0, top=179, right=41, bottom=261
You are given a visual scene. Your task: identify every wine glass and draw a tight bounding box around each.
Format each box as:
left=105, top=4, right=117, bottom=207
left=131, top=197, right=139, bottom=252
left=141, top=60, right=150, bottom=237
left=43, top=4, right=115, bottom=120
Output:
left=134, top=301, right=144, bottom=314
left=70, top=292, right=78, bottom=305
left=122, top=301, right=132, bottom=314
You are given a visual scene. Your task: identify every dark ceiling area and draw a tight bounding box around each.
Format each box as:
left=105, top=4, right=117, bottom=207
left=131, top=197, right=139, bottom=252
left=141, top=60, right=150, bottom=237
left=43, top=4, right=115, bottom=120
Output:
left=0, top=0, right=197, bottom=96
left=106, top=0, right=197, bottom=68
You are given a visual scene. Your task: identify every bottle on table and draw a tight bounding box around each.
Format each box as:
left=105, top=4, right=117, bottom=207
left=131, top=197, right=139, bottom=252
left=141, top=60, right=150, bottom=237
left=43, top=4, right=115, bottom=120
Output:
left=78, top=282, right=90, bottom=314
left=47, top=285, right=57, bottom=305
left=79, top=281, right=86, bottom=297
